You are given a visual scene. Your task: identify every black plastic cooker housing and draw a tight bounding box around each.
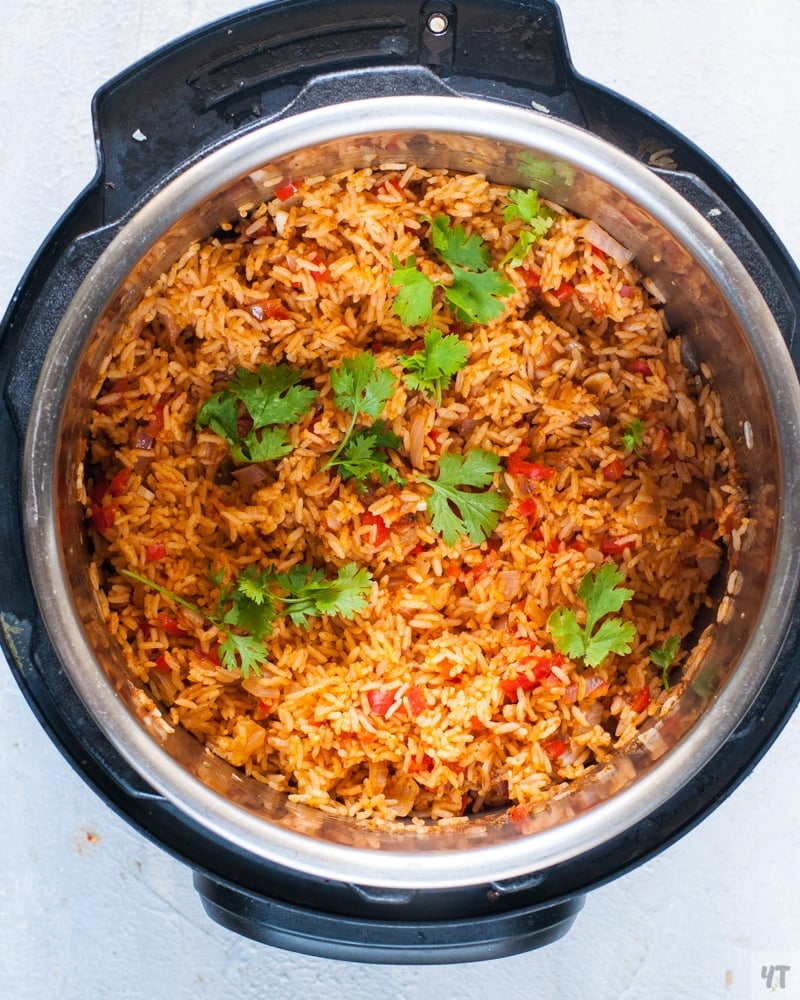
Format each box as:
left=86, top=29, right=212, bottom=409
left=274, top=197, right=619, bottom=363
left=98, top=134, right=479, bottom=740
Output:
left=2, top=0, right=799, bottom=964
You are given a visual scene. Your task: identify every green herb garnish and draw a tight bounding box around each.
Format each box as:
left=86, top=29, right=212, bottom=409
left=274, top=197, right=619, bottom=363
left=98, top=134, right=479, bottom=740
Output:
left=196, top=364, right=317, bottom=463
left=389, top=255, right=436, bottom=326
left=390, top=215, right=513, bottom=330
left=332, top=421, right=405, bottom=488
left=123, top=561, right=373, bottom=678
left=324, top=352, right=403, bottom=487
left=651, top=635, right=680, bottom=689
left=430, top=213, right=492, bottom=271
left=502, top=187, right=554, bottom=267
left=399, top=328, right=469, bottom=404
left=622, top=418, right=645, bottom=455
left=418, top=449, right=508, bottom=546
left=548, top=563, right=636, bottom=668
left=269, top=562, right=373, bottom=629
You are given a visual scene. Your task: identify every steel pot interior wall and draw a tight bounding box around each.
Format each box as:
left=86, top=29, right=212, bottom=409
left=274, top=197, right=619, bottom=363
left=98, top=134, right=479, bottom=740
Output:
left=23, top=96, right=800, bottom=890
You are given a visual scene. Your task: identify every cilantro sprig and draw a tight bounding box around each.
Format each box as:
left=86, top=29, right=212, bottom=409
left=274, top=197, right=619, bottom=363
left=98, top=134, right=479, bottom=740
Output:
left=651, top=635, right=680, bottom=689
left=332, top=421, right=405, bottom=487
left=399, top=328, right=469, bottom=404
left=548, top=564, right=636, bottom=668
left=196, top=364, right=317, bottom=464
left=502, top=187, right=554, bottom=268
left=390, top=214, right=513, bottom=331
left=324, top=352, right=404, bottom=488
left=418, top=449, right=508, bottom=546
left=123, top=562, right=373, bottom=678
left=622, top=418, right=645, bottom=456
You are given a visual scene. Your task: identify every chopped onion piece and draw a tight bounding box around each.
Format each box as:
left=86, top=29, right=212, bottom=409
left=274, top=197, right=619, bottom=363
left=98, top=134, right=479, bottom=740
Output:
left=232, top=464, right=268, bottom=487
left=273, top=209, right=289, bottom=236
left=582, top=220, right=635, bottom=267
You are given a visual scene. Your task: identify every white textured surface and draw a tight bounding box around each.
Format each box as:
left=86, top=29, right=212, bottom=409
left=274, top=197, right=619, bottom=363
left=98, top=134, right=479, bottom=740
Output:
left=1, top=2, right=799, bottom=998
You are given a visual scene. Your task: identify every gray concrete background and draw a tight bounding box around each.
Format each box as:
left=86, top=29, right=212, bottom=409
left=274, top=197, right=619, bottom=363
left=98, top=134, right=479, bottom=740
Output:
left=1, top=2, right=799, bottom=998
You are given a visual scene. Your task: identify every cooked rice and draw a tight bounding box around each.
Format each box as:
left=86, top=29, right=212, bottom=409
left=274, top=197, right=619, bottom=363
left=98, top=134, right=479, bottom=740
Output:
left=81, top=165, right=747, bottom=825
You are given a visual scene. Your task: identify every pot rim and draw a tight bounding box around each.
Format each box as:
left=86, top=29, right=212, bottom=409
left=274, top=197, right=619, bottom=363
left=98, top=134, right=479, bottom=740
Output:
left=22, top=95, right=800, bottom=888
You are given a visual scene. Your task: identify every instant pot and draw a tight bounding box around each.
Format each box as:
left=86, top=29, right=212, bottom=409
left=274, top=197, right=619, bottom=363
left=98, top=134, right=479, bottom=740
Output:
left=2, top=0, right=800, bottom=964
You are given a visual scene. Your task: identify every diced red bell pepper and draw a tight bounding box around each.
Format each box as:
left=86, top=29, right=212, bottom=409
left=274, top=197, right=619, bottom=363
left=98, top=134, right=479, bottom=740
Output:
left=254, top=699, right=272, bottom=721
left=275, top=178, right=301, bottom=200
left=145, top=402, right=166, bottom=438
left=518, top=268, right=541, bottom=289
left=625, top=358, right=653, bottom=377
left=309, top=252, right=330, bottom=283
left=151, top=614, right=187, bottom=638
left=108, top=467, right=130, bottom=497
left=380, top=177, right=404, bottom=196
left=509, top=804, right=529, bottom=825
left=518, top=497, right=539, bottom=528
left=407, top=753, right=433, bottom=774
left=631, top=687, right=651, bottom=713
left=362, top=511, right=389, bottom=545
left=153, top=654, right=171, bottom=673
left=405, top=685, right=426, bottom=717
left=367, top=688, right=396, bottom=717
left=248, top=298, right=289, bottom=321
left=91, top=504, right=116, bottom=533
left=507, top=445, right=556, bottom=480
left=145, top=542, right=167, bottom=563
left=193, top=641, right=221, bottom=666
left=542, top=737, right=568, bottom=761
left=600, top=535, right=634, bottom=555
left=552, top=281, right=574, bottom=302
left=603, top=456, right=625, bottom=482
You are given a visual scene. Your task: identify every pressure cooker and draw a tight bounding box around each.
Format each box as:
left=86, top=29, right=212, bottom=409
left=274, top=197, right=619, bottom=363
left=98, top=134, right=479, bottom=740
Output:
left=2, top=0, right=799, bottom=964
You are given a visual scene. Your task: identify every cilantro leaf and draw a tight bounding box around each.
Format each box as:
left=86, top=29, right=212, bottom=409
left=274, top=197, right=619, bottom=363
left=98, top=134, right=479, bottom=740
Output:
left=622, top=418, right=645, bottom=455
left=502, top=187, right=554, bottom=267
left=578, top=563, right=634, bottom=635
left=546, top=608, right=588, bottom=662
left=390, top=217, right=513, bottom=331
left=399, top=328, right=469, bottom=404
left=219, top=631, right=268, bottom=678
left=389, top=254, right=436, bottom=327
left=197, top=363, right=316, bottom=465
left=651, top=635, right=680, bottom=688
left=330, top=352, right=397, bottom=421
left=503, top=187, right=551, bottom=229
left=429, top=214, right=491, bottom=272
left=548, top=565, right=636, bottom=668
left=325, top=353, right=399, bottom=480
left=197, top=392, right=239, bottom=443
left=228, top=365, right=318, bottom=427
left=123, top=559, right=374, bottom=679
left=419, top=449, right=508, bottom=546
left=584, top=618, right=637, bottom=668
left=332, top=422, right=406, bottom=488
left=446, top=264, right=513, bottom=325
left=503, top=229, right=537, bottom=270
left=219, top=566, right=279, bottom=641
left=276, top=561, right=373, bottom=628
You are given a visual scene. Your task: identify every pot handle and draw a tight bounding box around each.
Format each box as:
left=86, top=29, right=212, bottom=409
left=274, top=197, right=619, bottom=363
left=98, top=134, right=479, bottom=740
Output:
left=193, top=871, right=583, bottom=964
left=89, top=0, right=577, bottom=222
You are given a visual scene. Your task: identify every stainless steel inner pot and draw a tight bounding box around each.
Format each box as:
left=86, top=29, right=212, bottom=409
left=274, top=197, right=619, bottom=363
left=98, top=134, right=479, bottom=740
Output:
left=22, top=95, right=800, bottom=890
